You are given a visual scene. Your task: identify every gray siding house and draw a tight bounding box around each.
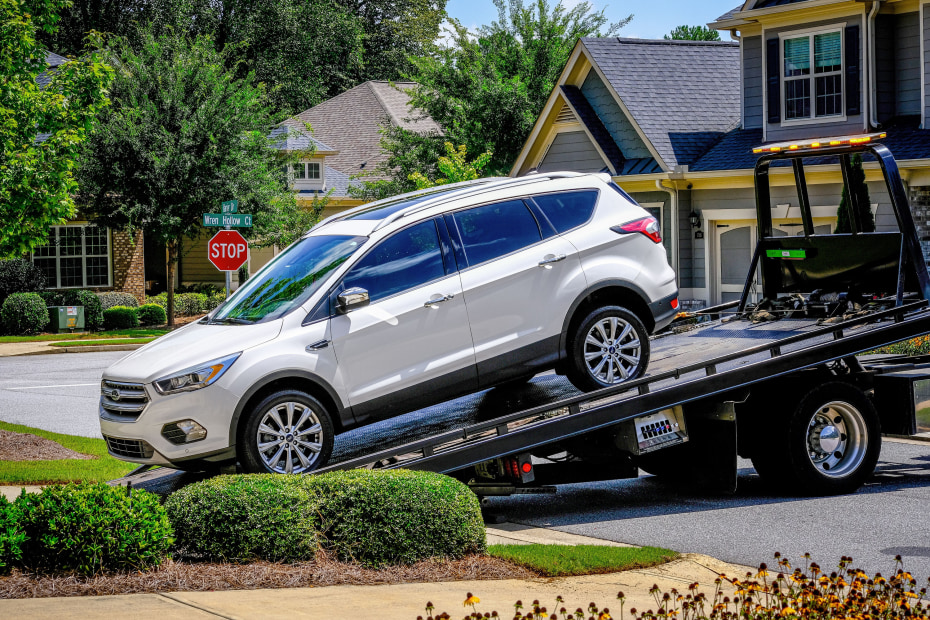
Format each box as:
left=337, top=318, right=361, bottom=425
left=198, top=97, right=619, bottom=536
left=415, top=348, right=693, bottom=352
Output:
left=512, top=0, right=930, bottom=307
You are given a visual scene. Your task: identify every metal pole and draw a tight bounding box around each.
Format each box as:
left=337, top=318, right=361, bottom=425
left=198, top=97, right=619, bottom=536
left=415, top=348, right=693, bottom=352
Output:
left=225, top=223, right=231, bottom=299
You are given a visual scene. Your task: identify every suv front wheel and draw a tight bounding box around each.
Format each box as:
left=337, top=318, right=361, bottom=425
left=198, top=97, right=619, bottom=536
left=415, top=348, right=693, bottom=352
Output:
left=239, top=389, right=335, bottom=474
left=566, top=306, right=650, bottom=392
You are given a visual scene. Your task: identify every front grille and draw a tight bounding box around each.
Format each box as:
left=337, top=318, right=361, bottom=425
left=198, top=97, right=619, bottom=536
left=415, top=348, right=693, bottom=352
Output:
left=104, top=435, right=154, bottom=459
left=100, top=380, right=149, bottom=419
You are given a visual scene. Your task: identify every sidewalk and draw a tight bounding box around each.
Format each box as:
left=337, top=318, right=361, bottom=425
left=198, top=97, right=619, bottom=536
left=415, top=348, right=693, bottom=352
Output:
left=0, top=524, right=751, bottom=620
left=0, top=340, right=142, bottom=357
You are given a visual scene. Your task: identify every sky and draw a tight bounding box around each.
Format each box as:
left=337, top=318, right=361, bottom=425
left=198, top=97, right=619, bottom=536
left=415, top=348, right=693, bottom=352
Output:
left=443, top=0, right=743, bottom=40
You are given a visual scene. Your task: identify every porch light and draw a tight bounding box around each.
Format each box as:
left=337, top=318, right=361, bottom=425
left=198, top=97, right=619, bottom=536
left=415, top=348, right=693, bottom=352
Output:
left=689, top=211, right=701, bottom=229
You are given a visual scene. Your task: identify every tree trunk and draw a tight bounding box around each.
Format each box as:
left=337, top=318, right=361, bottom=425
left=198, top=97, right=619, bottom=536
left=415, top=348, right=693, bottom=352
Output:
left=166, top=239, right=178, bottom=327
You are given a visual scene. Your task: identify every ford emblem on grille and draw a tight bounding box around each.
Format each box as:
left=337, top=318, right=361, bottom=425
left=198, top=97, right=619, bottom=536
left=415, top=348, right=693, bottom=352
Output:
left=109, top=388, right=121, bottom=401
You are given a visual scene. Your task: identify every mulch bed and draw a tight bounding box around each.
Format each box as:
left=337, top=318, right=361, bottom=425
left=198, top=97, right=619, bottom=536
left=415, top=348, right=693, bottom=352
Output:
left=0, top=552, right=537, bottom=599
left=0, top=430, right=94, bottom=462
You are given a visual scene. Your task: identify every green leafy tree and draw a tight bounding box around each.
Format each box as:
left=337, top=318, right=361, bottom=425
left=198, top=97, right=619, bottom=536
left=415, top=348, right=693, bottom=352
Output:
left=349, top=124, right=447, bottom=201
left=409, top=143, right=493, bottom=189
left=78, top=28, right=313, bottom=324
left=34, top=0, right=150, bottom=56
left=835, top=154, right=875, bottom=233
left=664, top=25, right=721, bottom=41
left=404, top=0, right=631, bottom=175
left=0, top=0, right=113, bottom=258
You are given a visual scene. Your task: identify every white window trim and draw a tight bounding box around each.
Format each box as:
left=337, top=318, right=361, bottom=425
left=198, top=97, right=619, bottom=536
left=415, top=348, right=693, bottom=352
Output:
left=779, top=25, right=847, bottom=127
left=31, top=223, right=113, bottom=289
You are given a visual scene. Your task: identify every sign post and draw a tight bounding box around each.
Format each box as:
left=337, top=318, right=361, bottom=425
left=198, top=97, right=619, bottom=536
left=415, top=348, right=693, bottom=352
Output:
left=204, top=200, right=251, bottom=299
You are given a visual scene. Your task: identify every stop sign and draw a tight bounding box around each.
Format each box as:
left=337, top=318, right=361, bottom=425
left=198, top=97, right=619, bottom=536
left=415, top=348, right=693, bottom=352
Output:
left=207, top=230, right=249, bottom=271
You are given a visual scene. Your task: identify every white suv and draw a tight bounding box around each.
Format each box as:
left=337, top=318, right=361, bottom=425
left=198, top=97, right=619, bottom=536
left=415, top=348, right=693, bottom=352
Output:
left=99, top=173, right=678, bottom=473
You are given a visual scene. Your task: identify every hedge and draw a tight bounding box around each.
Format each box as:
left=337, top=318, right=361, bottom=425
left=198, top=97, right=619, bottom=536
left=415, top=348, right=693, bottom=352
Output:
left=98, top=291, right=140, bottom=310
left=137, top=303, right=167, bottom=326
left=103, top=305, right=139, bottom=330
left=15, top=483, right=172, bottom=575
left=63, top=289, right=104, bottom=331
left=0, top=259, right=45, bottom=305
left=165, top=470, right=485, bottom=568
left=1, top=292, right=49, bottom=335
left=0, top=496, right=24, bottom=575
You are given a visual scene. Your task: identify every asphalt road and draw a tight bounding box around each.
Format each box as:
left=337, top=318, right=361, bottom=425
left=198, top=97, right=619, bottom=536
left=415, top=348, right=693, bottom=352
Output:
left=0, top=351, right=127, bottom=438
left=4, top=352, right=930, bottom=581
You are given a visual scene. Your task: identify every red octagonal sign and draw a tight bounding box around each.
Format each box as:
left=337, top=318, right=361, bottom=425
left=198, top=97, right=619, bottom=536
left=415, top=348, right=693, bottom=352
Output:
left=208, top=230, right=249, bottom=272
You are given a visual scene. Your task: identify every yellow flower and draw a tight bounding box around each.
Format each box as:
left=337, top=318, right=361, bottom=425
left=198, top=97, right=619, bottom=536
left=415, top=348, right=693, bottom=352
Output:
left=780, top=607, right=797, bottom=616
left=464, top=594, right=480, bottom=607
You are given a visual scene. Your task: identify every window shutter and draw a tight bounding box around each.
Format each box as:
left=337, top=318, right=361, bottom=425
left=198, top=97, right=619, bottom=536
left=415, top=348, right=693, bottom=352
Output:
left=767, top=38, right=781, bottom=124
left=845, top=24, right=861, bottom=116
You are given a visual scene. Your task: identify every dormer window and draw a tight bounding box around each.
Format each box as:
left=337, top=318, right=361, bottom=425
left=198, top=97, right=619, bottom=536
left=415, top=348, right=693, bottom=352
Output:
left=307, top=162, right=321, bottom=179
left=777, top=27, right=847, bottom=125
left=293, top=163, right=306, bottom=179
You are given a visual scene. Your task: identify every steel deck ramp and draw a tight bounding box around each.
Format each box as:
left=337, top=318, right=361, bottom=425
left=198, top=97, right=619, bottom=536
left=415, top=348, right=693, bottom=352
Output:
left=315, top=301, right=930, bottom=476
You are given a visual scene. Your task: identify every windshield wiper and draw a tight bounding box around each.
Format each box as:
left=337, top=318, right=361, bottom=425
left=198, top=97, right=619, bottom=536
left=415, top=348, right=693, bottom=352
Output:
left=207, top=317, right=255, bottom=325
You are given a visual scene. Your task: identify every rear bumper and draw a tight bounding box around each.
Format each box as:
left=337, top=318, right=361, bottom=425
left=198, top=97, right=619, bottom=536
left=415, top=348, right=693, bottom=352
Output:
left=649, top=291, right=680, bottom=332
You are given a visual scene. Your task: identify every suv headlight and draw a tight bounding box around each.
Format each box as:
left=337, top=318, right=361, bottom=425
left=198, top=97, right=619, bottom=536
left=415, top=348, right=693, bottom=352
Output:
left=153, top=352, right=241, bottom=395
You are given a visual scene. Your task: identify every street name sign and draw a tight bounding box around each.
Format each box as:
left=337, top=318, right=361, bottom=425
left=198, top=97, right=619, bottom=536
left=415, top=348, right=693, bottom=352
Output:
left=221, top=199, right=238, bottom=214
left=203, top=213, right=252, bottom=227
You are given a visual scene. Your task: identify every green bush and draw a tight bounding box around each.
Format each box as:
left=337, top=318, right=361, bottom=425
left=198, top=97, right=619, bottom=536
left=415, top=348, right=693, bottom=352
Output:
left=175, top=292, right=208, bottom=316
left=164, top=471, right=485, bottom=568
left=97, top=291, right=140, bottom=310
left=306, top=469, right=485, bottom=567
left=0, top=258, right=46, bottom=305
left=145, top=292, right=167, bottom=309
left=37, top=290, right=64, bottom=307
left=0, top=495, right=24, bottom=575
left=1, top=292, right=49, bottom=335
left=177, top=283, right=222, bottom=296
left=137, top=303, right=167, bottom=326
left=165, top=475, right=319, bottom=563
left=204, top=291, right=226, bottom=312
left=15, top=483, right=173, bottom=575
left=102, top=305, right=139, bottom=330
left=63, top=289, right=104, bottom=331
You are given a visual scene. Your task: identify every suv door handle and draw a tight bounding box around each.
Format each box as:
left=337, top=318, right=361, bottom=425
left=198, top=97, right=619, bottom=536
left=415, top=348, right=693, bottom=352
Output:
left=424, top=293, right=454, bottom=308
left=538, top=254, right=566, bottom=267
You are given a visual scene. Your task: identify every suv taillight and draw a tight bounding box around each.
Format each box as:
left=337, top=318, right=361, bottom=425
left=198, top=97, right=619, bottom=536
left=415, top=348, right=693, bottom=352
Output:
left=611, top=216, right=662, bottom=243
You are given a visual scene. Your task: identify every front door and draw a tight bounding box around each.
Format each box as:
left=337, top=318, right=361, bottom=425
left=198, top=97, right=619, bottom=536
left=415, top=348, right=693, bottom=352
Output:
left=330, top=219, right=477, bottom=422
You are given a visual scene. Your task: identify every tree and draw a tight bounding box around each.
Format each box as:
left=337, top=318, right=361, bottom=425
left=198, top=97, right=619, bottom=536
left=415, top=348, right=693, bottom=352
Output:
left=0, top=0, right=113, bottom=258
left=835, top=154, right=875, bottom=233
left=664, top=25, right=721, bottom=41
left=404, top=0, right=631, bottom=175
left=409, top=143, right=493, bottom=189
left=78, top=28, right=312, bottom=324
left=35, top=0, right=149, bottom=57
left=349, top=124, right=447, bottom=201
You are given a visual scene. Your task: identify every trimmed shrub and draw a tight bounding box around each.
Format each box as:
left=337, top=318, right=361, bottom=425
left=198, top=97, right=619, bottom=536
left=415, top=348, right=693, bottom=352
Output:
left=204, top=291, right=226, bottom=312
left=0, top=495, right=24, bottom=575
left=15, top=483, right=173, bottom=575
left=97, top=291, right=140, bottom=310
left=177, top=283, right=222, bottom=296
left=0, top=258, right=46, bottom=304
left=137, top=303, right=167, bottom=326
left=165, top=475, right=319, bottom=563
left=1, top=293, right=49, bottom=335
left=305, top=469, right=485, bottom=567
left=63, top=289, right=104, bottom=331
left=145, top=292, right=167, bottom=309
left=37, top=290, right=64, bottom=307
left=175, top=292, right=208, bottom=316
left=103, top=306, right=139, bottom=330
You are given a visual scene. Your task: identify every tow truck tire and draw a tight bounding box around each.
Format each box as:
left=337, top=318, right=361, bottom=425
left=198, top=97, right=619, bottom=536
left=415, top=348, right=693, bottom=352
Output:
left=238, top=390, right=334, bottom=475
left=566, top=306, right=650, bottom=392
left=753, top=382, right=880, bottom=496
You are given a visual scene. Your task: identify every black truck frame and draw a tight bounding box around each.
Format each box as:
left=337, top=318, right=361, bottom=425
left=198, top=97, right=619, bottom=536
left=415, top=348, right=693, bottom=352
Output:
left=310, top=134, right=930, bottom=497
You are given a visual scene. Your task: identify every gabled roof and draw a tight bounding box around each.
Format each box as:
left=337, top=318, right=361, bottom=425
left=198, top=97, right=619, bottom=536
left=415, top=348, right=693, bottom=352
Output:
left=559, top=85, right=625, bottom=172
left=36, top=51, right=68, bottom=88
left=268, top=125, right=337, bottom=154
left=295, top=166, right=359, bottom=198
left=283, top=81, right=441, bottom=180
left=580, top=38, right=741, bottom=170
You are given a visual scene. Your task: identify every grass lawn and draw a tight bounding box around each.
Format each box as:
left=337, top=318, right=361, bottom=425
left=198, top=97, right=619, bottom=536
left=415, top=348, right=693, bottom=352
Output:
left=487, top=544, right=678, bottom=577
left=0, top=328, right=167, bottom=343
left=48, top=337, right=157, bottom=347
left=0, top=421, right=135, bottom=485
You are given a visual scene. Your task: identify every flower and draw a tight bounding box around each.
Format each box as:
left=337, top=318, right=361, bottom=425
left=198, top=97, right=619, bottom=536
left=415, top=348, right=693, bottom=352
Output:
left=464, top=594, right=481, bottom=607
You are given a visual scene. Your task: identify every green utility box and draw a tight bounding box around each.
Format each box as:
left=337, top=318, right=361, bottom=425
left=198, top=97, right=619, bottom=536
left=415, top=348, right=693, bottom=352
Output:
left=48, top=306, right=85, bottom=333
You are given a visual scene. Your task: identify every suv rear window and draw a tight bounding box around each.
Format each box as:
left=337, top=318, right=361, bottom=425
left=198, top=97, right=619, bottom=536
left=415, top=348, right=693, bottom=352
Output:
left=533, top=190, right=599, bottom=233
left=452, top=200, right=542, bottom=266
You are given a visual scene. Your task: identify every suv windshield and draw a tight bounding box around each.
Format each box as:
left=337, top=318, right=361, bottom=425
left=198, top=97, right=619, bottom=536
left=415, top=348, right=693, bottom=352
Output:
left=210, top=235, right=365, bottom=324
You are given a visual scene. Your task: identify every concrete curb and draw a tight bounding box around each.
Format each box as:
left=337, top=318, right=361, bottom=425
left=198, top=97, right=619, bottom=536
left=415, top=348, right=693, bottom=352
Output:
left=0, top=343, right=143, bottom=356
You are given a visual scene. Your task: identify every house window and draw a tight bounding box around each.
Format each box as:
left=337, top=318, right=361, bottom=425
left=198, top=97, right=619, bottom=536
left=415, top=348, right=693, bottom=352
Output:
left=292, top=163, right=306, bottom=179
left=782, top=29, right=843, bottom=122
left=307, top=162, right=321, bottom=179
left=32, top=225, right=111, bottom=289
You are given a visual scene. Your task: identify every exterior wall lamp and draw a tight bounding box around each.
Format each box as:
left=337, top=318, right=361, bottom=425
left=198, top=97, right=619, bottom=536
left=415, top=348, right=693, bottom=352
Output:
left=689, top=210, right=701, bottom=229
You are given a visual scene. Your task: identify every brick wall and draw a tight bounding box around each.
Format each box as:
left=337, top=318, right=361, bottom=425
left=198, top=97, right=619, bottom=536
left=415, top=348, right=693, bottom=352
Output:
left=107, top=229, right=145, bottom=302
left=908, top=186, right=930, bottom=262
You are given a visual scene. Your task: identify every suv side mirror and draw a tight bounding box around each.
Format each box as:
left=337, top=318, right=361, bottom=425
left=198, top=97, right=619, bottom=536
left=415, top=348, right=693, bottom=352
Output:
left=336, top=287, right=370, bottom=314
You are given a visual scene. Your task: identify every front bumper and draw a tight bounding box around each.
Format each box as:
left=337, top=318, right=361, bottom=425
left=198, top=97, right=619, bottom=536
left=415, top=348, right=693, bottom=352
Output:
left=99, top=380, right=239, bottom=466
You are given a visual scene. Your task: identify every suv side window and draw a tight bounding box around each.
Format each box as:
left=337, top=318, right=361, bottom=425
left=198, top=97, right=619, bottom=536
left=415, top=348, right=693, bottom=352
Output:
left=532, top=190, right=599, bottom=233
left=451, top=200, right=542, bottom=267
left=342, top=220, right=445, bottom=302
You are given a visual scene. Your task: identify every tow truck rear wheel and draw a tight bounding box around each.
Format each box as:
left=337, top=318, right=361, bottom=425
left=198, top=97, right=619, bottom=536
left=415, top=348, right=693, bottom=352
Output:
left=566, top=306, right=650, bottom=392
left=751, top=382, right=880, bottom=495
left=239, top=390, right=334, bottom=475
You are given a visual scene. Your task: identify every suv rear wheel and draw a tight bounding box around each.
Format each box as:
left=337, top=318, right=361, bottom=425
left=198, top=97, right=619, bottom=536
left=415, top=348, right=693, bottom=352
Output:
left=239, top=389, right=334, bottom=474
left=566, top=305, right=650, bottom=392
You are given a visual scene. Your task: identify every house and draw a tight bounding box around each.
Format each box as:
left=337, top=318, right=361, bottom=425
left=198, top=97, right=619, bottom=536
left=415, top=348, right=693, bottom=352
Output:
left=512, top=0, right=930, bottom=308
left=30, top=52, right=147, bottom=300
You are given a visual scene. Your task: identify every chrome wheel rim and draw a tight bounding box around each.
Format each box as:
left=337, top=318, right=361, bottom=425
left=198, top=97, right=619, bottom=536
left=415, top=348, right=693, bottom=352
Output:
left=583, top=316, right=641, bottom=384
left=256, top=401, right=324, bottom=474
left=805, top=400, right=867, bottom=478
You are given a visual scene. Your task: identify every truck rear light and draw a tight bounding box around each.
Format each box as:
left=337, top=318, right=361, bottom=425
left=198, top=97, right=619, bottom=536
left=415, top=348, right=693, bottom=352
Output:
left=611, top=217, right=662, bottom=243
